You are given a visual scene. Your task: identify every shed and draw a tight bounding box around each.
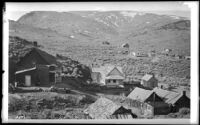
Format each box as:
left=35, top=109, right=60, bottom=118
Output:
left=141, top=74, right=158, bottom=89
left=84, top=97, right=137, bottom=119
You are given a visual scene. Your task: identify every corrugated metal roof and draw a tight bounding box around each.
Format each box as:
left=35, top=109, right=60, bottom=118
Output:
left=153, top=87, right=183, bottom=104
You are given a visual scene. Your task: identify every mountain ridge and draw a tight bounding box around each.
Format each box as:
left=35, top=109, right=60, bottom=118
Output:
left=9, top=11, right=190, bottom=64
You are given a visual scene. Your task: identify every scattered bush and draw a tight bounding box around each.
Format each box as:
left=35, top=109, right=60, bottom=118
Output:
left=179, top=108, right=190, bottom=115
left=80, top=95, right=96, bottom=104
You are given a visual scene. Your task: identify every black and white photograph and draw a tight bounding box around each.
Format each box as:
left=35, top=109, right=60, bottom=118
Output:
left=2, top=1, right=199, bottom=124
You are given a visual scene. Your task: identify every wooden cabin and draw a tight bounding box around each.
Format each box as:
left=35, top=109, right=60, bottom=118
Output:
left=15, top=48, right=62, bottom=87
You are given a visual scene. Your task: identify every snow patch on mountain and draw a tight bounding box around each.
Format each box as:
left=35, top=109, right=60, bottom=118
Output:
left=120, top=11, right=137, bottom=18
left=170, top=15, right=180, bottom=19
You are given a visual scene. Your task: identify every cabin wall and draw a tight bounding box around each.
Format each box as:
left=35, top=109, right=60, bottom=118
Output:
left=141, top=78, right=158, bottom=89
left=16, top=66, right=50, bottom=86
left=91, top=72, right=101, bottom=84
left=37, top=65, right=49, bottom=85
left=173, top=95, right=190, bottom=112
left=9, top=59, right=17, bottom=84
left=15, top=69, right=37, bottom=86
left=122, top=99, right=154, bottom=117
left=106, top=79, right=123, bottom=86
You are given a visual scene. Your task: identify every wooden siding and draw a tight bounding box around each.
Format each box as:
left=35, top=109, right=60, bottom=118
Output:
left=16, top=65, right=50, bottom=86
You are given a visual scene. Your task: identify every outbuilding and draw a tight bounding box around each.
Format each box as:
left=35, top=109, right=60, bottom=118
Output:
left=141, top=74, right=158, bottom=89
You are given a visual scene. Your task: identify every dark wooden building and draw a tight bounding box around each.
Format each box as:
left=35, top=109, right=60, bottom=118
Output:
left=127, top=87, right=170, bottom=115
left=153, top=87, right=190, bottom=112
left=15, top=47, right=61, bottom=86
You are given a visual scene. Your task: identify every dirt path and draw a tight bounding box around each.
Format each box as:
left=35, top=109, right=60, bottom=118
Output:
left=71, top=89, right=99, bottom=100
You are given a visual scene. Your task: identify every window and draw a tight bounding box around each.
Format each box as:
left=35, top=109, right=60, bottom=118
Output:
left=108, top=80, right=111, bottom=83
left=113, top=80, right=116, bottom=83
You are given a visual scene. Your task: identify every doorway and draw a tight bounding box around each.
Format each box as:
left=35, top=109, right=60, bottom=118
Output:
left=25, top=75, right=31, bottom=86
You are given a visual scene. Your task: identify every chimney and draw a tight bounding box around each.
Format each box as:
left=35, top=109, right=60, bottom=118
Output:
left=161, top=85, right=163, bottom=89
left=182, top=91, right=186, bottom=96
left=33, top=41, right=38, bottom=47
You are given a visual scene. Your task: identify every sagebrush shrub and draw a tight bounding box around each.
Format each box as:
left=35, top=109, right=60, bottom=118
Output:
left=179, top=108, right=190, bottom=115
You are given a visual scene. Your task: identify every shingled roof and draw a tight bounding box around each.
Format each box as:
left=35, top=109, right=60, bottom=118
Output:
left=32, top=48, right=57, bottom=65
left=84, top=97, right=133, bottom=119
left=18, top=47, right=57, bottom=65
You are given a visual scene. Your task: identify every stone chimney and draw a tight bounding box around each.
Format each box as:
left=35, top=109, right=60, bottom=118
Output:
left=182, top=91, right=186, bottom=96
left=33, top=41, right=38, bottom=47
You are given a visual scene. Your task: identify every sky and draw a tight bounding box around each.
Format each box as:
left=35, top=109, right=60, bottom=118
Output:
left=5, top=2, right=192, bottom=21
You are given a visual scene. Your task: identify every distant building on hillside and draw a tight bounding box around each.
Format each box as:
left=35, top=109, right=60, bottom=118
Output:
left=121, top=43, right=130, bottom=48
left=127, top=87, right=170, bottom=115
left=148, top=50, right=156, bottom=57
left=141, top=74, right=158, bottom=89
left=153, top=87, right=190, bottom=112
left=185, top=56, right=190, bottom=60
left=175, top=54, right=184, bottom=59
left=91, top=65, right=125, bottom=87
left=84, top=97, right=137, bottom=119
left=15, top=47, right=62, bottom=87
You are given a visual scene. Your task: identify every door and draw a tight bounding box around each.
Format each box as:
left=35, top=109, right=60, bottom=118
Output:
left=25, top=75, right=31, bottom=86
left=49, top=72, right=55, bottom=83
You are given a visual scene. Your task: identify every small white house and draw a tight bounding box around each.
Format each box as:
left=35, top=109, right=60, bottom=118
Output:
left=91, top=65, right=125, bottom=87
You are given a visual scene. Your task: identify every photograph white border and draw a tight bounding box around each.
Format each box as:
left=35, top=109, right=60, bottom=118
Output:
left=2, top=1, right=199, bottom=124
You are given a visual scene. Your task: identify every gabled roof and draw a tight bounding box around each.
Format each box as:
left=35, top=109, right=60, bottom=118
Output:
left=92, top=65, right=123, bottom=75
left=18, top=47, right=57, bottom=65
left=141, top=74, right=155, bottom=81
left=92, top=65, right=124, bottom=82
left=106, top=75, right=124, bottom=80
left=127, top=87, right=154, bottom=102
left=33, top=48, right=57, bottom=65
left=84, top=97, right=123, bottom=119
left=153, top=87, right=188, bottom=104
